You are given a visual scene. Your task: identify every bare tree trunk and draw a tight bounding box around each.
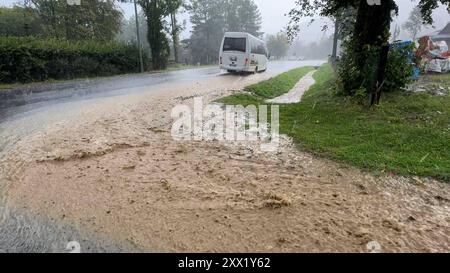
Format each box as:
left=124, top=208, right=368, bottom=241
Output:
left=370, top=45, right=389, bottom=106
left=352, top=0, right=395, bottom=104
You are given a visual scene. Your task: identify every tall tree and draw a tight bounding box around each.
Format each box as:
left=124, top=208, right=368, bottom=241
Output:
left=225, top=0, right=262, bottom=37
left=403, top=7, right=428, bottom=41
left=24, top=0, right=123, bottom=41
left=188, top=0, right=225, bottom=64
left=167, top=0, right=183, bottom=63
left=138, top=0, right=171, bottom=70
left=288, top=0, right=450, bottom=104
left=187, top=0, right=262, bottom=65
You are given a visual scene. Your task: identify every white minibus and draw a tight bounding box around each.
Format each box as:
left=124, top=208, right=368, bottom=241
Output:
left=219, top=32, right=268, bottom=73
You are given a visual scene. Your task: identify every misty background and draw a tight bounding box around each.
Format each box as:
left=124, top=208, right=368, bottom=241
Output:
left=1, top=0, right=449, bottom=61
left=111, top=0, right=449, bottom=43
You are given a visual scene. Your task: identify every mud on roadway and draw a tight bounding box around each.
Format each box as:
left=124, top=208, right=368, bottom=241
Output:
left=1, top=65, right=449, bottom=253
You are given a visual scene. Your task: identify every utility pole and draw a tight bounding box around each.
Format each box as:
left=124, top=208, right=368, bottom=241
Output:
left=134, top=0, right=144, bottom=73
left=170, top=12, right=179, bottom=63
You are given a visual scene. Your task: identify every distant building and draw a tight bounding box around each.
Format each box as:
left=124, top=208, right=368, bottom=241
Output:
left=431, top=22, right=450, bottom=47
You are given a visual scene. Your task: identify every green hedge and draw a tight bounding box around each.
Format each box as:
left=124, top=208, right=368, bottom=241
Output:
left=0, top=37, right=149, bottom=83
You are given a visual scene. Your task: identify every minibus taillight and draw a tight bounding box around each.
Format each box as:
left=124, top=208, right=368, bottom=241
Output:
left=245, top=58, right=248, bottom=66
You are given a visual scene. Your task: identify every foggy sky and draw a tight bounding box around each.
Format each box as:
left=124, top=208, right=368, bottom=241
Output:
left=1, top=0, right=449, bottom=42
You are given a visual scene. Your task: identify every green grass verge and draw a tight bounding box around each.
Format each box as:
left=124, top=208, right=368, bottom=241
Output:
left=244, top=66, right=314, bottom=99
left=218, top=64, right=450, bottom=182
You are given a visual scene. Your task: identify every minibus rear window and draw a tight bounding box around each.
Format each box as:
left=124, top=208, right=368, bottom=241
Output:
left=223, top=37, right=246, bottom=52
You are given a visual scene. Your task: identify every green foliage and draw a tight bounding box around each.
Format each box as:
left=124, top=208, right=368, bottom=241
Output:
left=188, top=0, right=225, bottom=65
left=187, top=0, right=262, bottom=65
left=337, top=41, right=414, bottom=99
left=418, top=0, right=450, bottom=25
left=219, top=64, right=450, bottom=181
left=287, top=0, right=450, bottom=104
left=217, top=93, right=263, bottom=105
left=283, top=65, right=450, bottom=181
left=225, top=0, right=263, bottom=37
left=168, top=0, right=184, bottom=63
left=287, top=0, right=393, bottom=104
left=384, top=43, right=415, bottom=91
left=244, top=67, right=313, bottom=98
left=25, top=0, right=123, bottom=41
left=0, top=6, right=44, bottom=37
left=138, top=0, right=180, bottom=70
left=0, top=37, right=148, bottom=83
left=336, top=41, right=381, bottom=97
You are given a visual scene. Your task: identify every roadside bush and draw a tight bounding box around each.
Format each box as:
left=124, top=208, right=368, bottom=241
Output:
left=336, top=40, right=414, bottom=98
left=383, top=43, right=415, bottom=91
left=0, top=37, right=149, bottom=83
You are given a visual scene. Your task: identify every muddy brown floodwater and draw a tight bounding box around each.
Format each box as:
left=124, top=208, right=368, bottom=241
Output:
left=1, top=62, right=449, bottom=252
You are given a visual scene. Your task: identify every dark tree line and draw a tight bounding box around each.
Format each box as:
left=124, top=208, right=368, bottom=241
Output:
left=120, top=0, right=262, bottom=69
left=1, top=0, right=262, bottom=71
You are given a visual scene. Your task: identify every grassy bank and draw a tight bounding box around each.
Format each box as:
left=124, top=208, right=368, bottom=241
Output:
left=245, top=66, right=314, bottom=99
left=218, top=64, right=450, bottom=181
left=218, top=66, right=313, bottom=105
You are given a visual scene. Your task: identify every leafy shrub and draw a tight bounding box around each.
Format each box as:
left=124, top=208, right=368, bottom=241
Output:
left=0, top=37, right=149, bottom=83
left=336, top=40, right=414, bottom=98
left=383, top=43, right=415, bottom=91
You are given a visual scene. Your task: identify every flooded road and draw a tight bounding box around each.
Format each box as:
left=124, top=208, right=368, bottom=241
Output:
left=0, top=61, right=326, bottom=252
left=1, top=59, right=448, bottom=253
left=0, top=61, right=323, bottom=154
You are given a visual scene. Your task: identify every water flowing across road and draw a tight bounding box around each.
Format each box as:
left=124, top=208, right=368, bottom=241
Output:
left=0, top=61, right=325, bottom=252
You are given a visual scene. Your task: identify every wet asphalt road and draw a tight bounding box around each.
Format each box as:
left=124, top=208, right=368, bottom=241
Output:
left=0, top=61, right=324, bottom=123
left=0, top=66, right=219, bottom=122
left=0, top=208, right=141, bottom=253
left=0, top=60, right=325, bottom=253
